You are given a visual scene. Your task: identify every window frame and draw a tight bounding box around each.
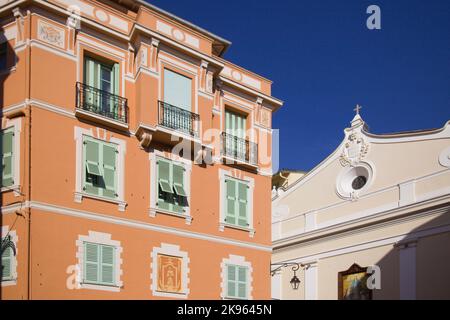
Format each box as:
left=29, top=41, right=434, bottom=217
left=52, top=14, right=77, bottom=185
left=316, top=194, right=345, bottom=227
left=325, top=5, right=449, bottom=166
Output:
left=219, top=169, right=255, bottom=237
left=0, top=227, right=18, bottom=287
left=149, top=151, right=192, bottom=224
left=76, top=231, right=123, bottom=292
left=221, top=255, right=252, bottom=300
left=74, top=127, right=127, bottom=211
left=156, top=157, right=188, bottom=215
left=82, top=134, right=119, bottom=200
left=82, top=241, right=116, bottom=287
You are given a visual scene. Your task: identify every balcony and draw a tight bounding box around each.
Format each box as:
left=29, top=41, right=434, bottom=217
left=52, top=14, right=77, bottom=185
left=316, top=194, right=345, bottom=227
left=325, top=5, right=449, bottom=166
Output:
left=158, top=101, right=200, bottom=137
left=75, top=82, right=129, bottom=129
left=221, top=132, right=258, bottom=168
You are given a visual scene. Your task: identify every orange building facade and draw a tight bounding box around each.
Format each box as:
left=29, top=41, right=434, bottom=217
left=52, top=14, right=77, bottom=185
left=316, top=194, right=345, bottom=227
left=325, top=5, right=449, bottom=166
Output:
left=0, top=0, right=283, bottom=299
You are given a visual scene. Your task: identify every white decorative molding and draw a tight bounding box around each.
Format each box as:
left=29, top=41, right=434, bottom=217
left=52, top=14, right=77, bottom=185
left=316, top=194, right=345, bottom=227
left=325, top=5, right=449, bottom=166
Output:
left=54, top=0, right=129, bottom=32
left=150, top=243, right=190, bottom=299
left=8, top=200, right=272, bottom=252
left=304, top=262, right=318, bottom=300
left=156, top=20, right=200, bottom=49
left=271, top=271, right=282, bottom=300
left=438, top=146, right=450, bottom=168
left=1, top=226, right=18, bottom=287
left=75, top=231, right=123, bottom=292
left=336, top=161, right=374, bottom=201
left=220, top=255, right=253, bottom=300
left=218, top=169, right=255, bottom=237
left=73, top=127, right=127, bottom=211
left=397, top=240, right=417, bottom=300
left=221, top=66, right=262, bottom=90
left=399, top=180, right=416, bottom=207
left=0, top=25, right=17, bottom=43
left=37, top=20, right=65, bottom=48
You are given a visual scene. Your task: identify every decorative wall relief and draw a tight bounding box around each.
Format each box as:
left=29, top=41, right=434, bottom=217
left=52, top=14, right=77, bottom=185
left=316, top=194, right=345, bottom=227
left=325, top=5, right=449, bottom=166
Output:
left=38, top=20, right=65, bottom=49
left=157, top=254, right=183, bottom=293
left=340, top=132, right=369, bottom=166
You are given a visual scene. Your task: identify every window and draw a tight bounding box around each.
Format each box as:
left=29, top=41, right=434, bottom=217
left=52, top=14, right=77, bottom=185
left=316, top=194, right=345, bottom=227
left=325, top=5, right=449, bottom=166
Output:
left=225, top=110, right=246, bottom=139
left=84, top=56, right=120, bottom=114
left=157, top=158, right=188, bottom=214
left=1, top=238, right=13, bottom=281
left=0, top=42, right=7, bottom=70
left=76, top=231, right=122, bottom=291
left=82, top=135, right=118, bottom=199
left=225, top=178, right=249, bottom=228
left=1, top=127, right=14, bottom=188
left=220, top=255, right=252, bottom=300
left=83, top=242, right=116, bottom=286
left=226, top=264, right=248, bottom=299
left=164, top=69, right=192, bottom=111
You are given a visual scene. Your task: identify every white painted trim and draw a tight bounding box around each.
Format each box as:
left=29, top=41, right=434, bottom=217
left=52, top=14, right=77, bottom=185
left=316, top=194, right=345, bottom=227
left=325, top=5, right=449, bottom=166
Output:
left=73, top=127, right=127, bottom=211
left=1, top=226, right=18, bottom=286
left=25, top=201, right=272, bottom=252
left=150, top=243, right=190, bottom=299
left=274, top=169, right=450, bottom=235
left=274, top=221, right=450, bottom=266
left=271, top=271, right=282, bottom=300
left=304, top=262, right=318, bottom=300
left=219, top=77, right=283, bottom=107
left=274, top=121, right=450, bottom=204
left=398, top=241, right=417, bottom=300
left=29, top=40, right=77, bottom=62
left=76, top=231, right=123, bottom=292
left=220, top=255, right=253, bottom=300
left=77, top=35, right=126, bottom=59
left=218, top=168, right=255, bottom=237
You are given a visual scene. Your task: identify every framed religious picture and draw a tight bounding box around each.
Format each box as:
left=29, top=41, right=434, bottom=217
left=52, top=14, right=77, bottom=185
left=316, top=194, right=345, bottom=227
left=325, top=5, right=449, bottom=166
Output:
left=338, top=263, right=373, bottom=300
left=157, top=254, right=183, bottom=294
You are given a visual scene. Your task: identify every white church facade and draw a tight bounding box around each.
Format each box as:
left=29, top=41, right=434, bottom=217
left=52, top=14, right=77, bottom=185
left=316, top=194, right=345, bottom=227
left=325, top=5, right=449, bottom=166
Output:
left=271, top=111, right=450, bottom=300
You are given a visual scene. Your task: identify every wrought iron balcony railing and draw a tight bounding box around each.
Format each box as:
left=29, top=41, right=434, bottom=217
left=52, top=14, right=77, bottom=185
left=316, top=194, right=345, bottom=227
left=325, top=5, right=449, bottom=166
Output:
left=158, top=101, right=200, bottom=137
left=76, top=82, right=128, bottom=124
left=221, top=132, right=258, bottom=166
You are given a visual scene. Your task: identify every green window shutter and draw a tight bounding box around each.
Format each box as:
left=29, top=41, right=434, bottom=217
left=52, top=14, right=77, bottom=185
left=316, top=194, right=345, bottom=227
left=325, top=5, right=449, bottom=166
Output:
left=84, top=242, right=99, bottom=284
left=227, top=265, right=236, bottom=298
left=102, top=143, right=117, bottom=199
left=1, top=245, right=12, bottom=280
left=157, top=159, right=173, bottom=211
left=83, top=137, right=101, bottom=196
left=84, top=57, right=101, bottom=88
left=172, top=163, right=186, bottom=214
left=1, top=129, right=14, bottom=187
left=237, top=266, right=248, bottom=299
left=237, top=182, right=249, bottom=227
left=172, top=164, right=187, bottom=197
left=157, top=160, right=172, bottom=193
left=100, top=245, right=115, bottom=285
left=225, top=179, right=237, bottom=225
left=112, top=63, right=120, bottom=96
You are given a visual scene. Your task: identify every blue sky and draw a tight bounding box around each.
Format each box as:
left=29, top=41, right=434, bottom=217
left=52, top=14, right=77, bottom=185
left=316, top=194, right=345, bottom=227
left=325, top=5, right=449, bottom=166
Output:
left=149, top=0, right=450, bottom=171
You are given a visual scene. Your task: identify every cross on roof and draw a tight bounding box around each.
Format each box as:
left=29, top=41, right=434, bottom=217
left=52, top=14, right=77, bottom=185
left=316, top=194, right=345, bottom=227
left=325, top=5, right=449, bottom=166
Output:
left=354, top=104, right=362, bottom=115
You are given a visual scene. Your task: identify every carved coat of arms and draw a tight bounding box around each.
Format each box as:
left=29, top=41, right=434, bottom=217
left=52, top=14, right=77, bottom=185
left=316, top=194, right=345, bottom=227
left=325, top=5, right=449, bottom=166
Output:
left=339, top=132, right=369, bottom=166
